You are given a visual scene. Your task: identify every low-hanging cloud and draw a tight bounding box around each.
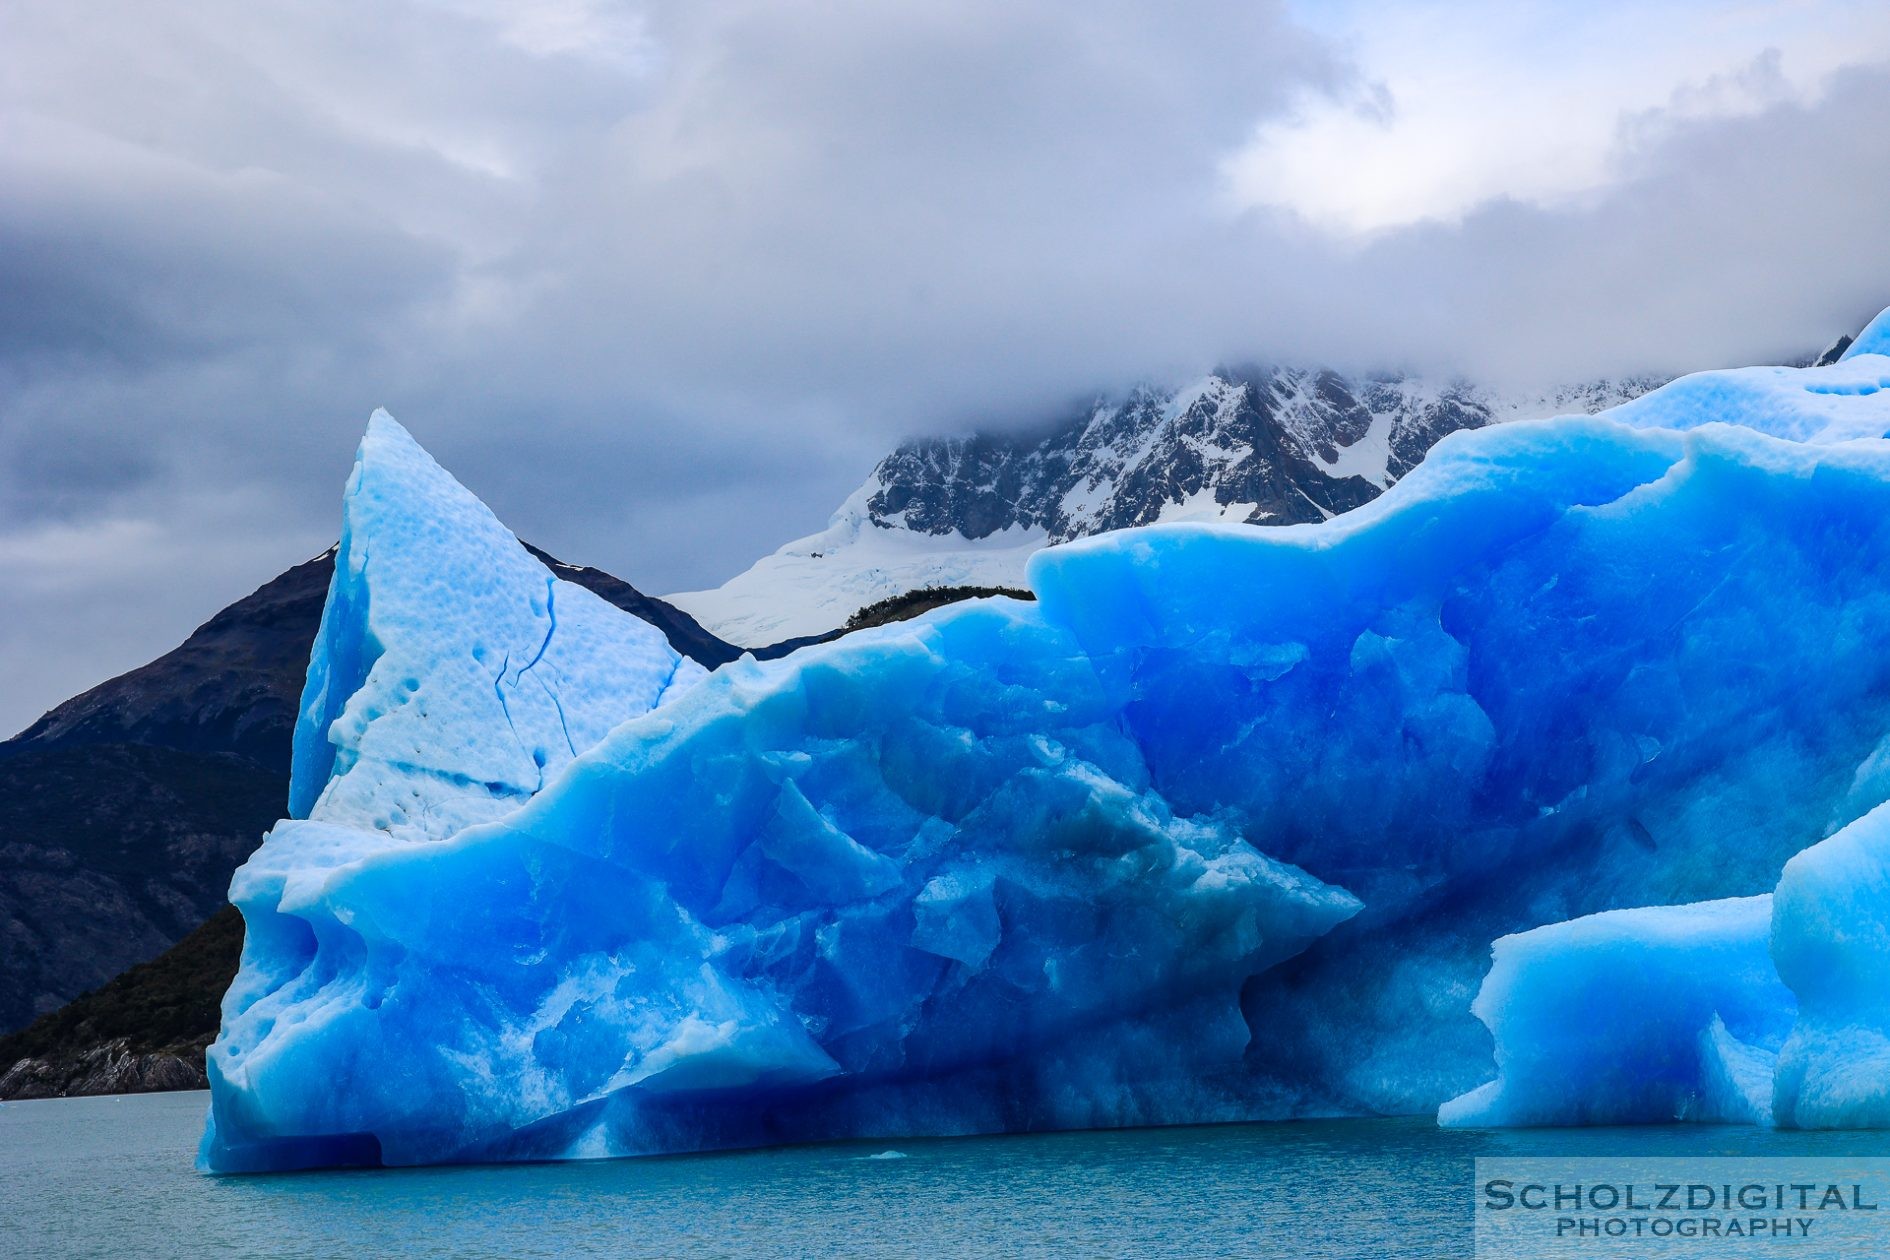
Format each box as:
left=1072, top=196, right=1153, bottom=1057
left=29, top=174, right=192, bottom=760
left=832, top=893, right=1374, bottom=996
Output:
left=1, top=0, right=1888, bottom=733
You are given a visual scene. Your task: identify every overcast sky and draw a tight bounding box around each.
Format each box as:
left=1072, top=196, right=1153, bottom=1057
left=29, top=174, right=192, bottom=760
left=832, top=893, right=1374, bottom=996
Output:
left=4, top=0, right=1890, bottom=735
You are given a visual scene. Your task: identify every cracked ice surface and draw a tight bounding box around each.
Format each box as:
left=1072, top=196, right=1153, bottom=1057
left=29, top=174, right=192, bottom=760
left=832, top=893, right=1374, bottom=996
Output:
left=291, top=410, right=705, bottom=844
left=206, top=332, right=1890, bottom=1170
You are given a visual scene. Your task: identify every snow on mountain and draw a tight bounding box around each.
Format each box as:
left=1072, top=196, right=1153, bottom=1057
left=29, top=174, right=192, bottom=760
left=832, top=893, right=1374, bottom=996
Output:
left=668, top=368, right=1660, bottom=645
left=662, top=487, right=1050, bottom=652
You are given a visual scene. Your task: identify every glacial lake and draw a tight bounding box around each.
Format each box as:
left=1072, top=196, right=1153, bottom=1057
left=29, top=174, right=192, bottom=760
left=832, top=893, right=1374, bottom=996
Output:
left=6, top=1091, right=1890, bottom=1257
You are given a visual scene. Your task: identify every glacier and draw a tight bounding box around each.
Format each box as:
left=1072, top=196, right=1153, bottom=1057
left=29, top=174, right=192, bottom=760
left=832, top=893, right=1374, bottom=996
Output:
left=204, top=323, right=1890, bottom=1171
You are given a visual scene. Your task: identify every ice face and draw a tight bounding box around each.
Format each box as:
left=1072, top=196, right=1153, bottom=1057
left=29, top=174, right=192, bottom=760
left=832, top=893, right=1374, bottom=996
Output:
left=1438, top=897, right=1795, bottom=1128
left=1028, top=397, right=1890, bottom=1114
left=1841, top=308, right=1890, bottom=362
left=291, top=410, right=704, bottom=843
left=1602, top=354, right=1890, bottom=443
left=1772, top=802, right=1890, bottom=1129
left=205, top=594, right=1363, bottom=1171
left=205, top=326, right=1890, bottom=1170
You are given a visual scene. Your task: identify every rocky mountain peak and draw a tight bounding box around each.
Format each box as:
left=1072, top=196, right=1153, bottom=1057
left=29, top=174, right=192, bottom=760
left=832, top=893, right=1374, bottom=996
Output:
left=861, top=367, right=1659, bottom=546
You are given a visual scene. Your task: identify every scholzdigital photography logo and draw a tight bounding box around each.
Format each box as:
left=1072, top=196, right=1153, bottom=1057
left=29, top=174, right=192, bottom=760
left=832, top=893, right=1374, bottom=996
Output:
left=1475, top=1158, right=1890, bottom=1257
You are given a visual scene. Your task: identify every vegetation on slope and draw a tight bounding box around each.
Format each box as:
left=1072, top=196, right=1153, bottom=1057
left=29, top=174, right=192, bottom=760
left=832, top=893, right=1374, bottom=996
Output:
left=0, top=906, right=242, bottom=1067
left=843, top=585, right=1036, bottom=632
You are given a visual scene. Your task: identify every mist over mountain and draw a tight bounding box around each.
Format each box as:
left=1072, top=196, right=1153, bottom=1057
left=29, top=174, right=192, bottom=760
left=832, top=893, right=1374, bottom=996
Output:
left=671, top=366, right=1659, bottom=645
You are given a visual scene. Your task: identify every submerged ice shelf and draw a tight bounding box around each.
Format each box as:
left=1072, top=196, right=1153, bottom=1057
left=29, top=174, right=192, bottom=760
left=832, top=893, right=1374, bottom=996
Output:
left=204, top=324, right=1890, bottom=1172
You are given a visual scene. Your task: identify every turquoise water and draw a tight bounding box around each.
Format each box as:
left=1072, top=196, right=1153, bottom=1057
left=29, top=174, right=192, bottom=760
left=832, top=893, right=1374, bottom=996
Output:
left=4, top=1092, right=1889, bottom=1257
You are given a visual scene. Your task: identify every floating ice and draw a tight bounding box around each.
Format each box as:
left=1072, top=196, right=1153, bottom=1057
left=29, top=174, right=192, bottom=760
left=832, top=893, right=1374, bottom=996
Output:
left=1772, top=802, right=1890, bottom=1129
left=205, top=591, right=1362, bottom=1170
left=1438, top=897, right=1794, bottom=1128
left=292, top=410, right=704, bottom=842
left=1449, top=795, right=1890, bottom=1131
left=1605, top=353, right=1890, bottom=443
left=205, top=329, right=1890, bottom=1171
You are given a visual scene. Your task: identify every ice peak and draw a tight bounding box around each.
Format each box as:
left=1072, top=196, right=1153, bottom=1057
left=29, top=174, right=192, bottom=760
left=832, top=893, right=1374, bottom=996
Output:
left=287, top=411, right=704, bottom=838
left=360, top=407, right=427, bottom=464
left=1840, top=305, right=1890, bottom=362
left=351, top=409, right=468, bottom=517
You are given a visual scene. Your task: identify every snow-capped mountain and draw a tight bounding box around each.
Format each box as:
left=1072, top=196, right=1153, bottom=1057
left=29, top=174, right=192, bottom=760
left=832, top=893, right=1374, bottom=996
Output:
left=668, top=368, right=1662, bottom=645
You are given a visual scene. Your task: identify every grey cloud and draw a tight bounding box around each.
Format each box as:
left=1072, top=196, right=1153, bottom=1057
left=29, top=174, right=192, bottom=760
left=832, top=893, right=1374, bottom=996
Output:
left=1340, top=60, right=1890, bottom=384
left=0, top=1, right=1887, bottom=734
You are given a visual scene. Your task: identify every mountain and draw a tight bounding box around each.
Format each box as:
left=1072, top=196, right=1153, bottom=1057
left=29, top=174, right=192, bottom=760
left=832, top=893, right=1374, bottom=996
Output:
left=666, top=368, right=1662, bottom=645
left=0, top=906, right=242, bottom=1099
left=1815, top=334, right=1855, bottom=366
left=0, top=546, right=738, bottom=1037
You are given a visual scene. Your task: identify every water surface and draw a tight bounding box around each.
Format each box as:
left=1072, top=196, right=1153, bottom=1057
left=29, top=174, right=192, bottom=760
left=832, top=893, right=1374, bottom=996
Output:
left=4, top=1092, right=1887, bottom=1257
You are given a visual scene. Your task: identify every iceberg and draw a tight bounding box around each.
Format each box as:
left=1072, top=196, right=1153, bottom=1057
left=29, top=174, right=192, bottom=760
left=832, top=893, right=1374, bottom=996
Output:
left=204, top=413, right=710, bottom=1169
left=1843, top=306, right=1890, bottom=362
left=204, top=327, right=1890, bottom=1170
left=1438, top=897, right=1794, bottom=1128
left=1772, top=802, right=1890, bottom=1129
left=1445, top=796, right=1890, bottom=1131
left=1605, top=351, right=1890, bottom=443
left=206, top=588, right=1364, bottom=1170
left=292, top=410, right=705, bottom=842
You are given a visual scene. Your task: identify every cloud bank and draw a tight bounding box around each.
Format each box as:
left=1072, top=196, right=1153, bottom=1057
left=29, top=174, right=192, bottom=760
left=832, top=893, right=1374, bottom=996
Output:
left=2, top=0, right=1888, bottom=732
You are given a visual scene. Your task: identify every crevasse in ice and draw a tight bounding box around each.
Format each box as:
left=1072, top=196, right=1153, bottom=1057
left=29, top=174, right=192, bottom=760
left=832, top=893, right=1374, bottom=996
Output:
left=203, top=322, right=1890, bottom=1170
left=292, top=410, right=704, bottom=843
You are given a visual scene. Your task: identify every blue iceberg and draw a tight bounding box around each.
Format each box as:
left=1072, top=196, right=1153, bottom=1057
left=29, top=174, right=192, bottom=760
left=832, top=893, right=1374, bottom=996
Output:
left=293, top=410, right=705, bottom=843
left=204, top=327, right=1890, bottom=1170
left=1772, top=802, right=1890, bottom=1129
left=1438, top=896, right=1794, bottom=1128
left=1446, top=796, right=1890, bottom=1131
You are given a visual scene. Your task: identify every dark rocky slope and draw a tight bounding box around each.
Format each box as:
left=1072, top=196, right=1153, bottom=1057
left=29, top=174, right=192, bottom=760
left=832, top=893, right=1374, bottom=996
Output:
left=0, top=907, right=241, bottom=1098
left=844, top=585, right=1035, bottom=631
